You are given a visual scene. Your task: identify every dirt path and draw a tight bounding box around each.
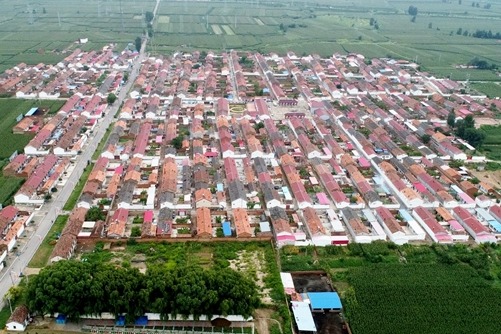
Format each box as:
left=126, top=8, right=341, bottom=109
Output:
left=254, top=309, right=274, bottom=334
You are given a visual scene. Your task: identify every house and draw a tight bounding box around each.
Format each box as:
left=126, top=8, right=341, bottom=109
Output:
left=50, top=207, right=88, bottom=262
left=412, top=206, right=453, bottom=244
left=228, top=179, right=248, bottom=209
left=196, top=207, right=212, bottom=238
left=269, top=207, right=295, bottom=247
left=302, top=207, right=331, bottom=246
left=107, top=208, right=128, bottom=238
left=233, top=208, right=252, bottom=238
left=5, top=305, right=30, bottom=331
left=452, top=206, right=497, bottom=244
left=375, top=207, right=408, bottom=245
left=195, top=188, right=212, bottom=208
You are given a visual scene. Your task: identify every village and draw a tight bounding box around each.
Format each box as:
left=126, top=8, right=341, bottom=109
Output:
left=0, top=44, right=501, bottom=332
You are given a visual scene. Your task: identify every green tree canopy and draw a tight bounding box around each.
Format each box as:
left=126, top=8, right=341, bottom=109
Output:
left=107, top=93, right=117, bottom=104
left=26, top=261, right=260, bottom=322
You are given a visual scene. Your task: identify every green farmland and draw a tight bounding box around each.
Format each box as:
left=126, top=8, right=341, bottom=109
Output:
left=0, top=98, right=64, bottom=205
left=0, top=0, right=498, bottom=81
left=146, top=0, right=501, bottom=81
left=0, top=98, right=64, bottom=159
left=0, top=0, right=156, bottom=72
left=282, top=242, right=501, bottom=334
left=479, top=124, right=501, bottom=160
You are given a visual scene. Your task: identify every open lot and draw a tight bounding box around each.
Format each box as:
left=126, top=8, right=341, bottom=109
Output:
left=77, top=241, right=283, bottom=306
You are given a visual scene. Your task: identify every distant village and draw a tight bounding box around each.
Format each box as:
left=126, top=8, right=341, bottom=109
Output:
left=1, top=44, right=501, bottom=271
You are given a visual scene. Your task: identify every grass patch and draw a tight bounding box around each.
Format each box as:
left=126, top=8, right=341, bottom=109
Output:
left=62, top=163, right=94, bottom=211
left=28, top=215, right=69, bottom=268
left=471, top=82, right=501, bottom=98
left=0, top=99, right=64, bottom=158
left=92, top=123, right=114, bottom=160
left=0, top=304, right=11, bottom=329
left=0, top=160, right=24, bottom=207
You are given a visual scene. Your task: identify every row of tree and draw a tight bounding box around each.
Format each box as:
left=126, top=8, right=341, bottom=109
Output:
left=26, top=261, right=261, bottom=322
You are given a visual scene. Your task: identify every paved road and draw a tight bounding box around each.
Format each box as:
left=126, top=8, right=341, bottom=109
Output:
left=0, top=0, right=156, bottom=305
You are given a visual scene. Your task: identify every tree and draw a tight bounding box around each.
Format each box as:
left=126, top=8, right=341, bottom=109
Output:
left=107, top=93, right=117, bottom=104
left=471, top=177, right=480, bottom=184
left=171, top=135, right=184, bottom=150
left=86, top=206, right=106, bottom=221
left=457, top=27, right=463, bottom=35
left=464, top=114, right=475, bottom=128
left=135, top=36, right=142, bottom=52
left=421, top=134, right=431, bottom=144
left=408, top=5, right=418, bottom=16
left=131, top=226, right=141, bottom=237
left=447, top=111, right=456, bottom=128
left=428, top=22, right=433, bottom=29
left=411, top=15, right=416, bottom=22
left=145, top=11, right=154, bottom=23
left=43, top=7, right=47, bottom=14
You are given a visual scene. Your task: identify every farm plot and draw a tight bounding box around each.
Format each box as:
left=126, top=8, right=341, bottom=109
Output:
left=346, top=264, right=501, bottom=334
left=212, top=24, right=223, bottom=35
left=221, top=25, right=235, bottom=35
left=479, top=125, right=501, bottom=160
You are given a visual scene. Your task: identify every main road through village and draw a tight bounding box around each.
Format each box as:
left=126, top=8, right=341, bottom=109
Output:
left=0, top=0, right=161, bottom=307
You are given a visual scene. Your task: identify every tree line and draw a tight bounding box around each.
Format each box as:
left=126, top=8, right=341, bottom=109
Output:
left=456, top=28, right=501, bottom=40
left=26, top=261, right=260, bottom=322
left=448, top=113, right=486, bottom=148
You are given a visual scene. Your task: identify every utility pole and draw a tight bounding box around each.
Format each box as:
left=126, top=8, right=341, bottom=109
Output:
left=57, top=11, right=61, bottom=27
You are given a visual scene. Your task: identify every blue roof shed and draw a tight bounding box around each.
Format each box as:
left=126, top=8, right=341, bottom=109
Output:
left=222, top=221, right=232, bottom=237
left=116, top=315, right=126, bottom=326
left=55, top=314, right=67, bottom=324
left=307, top=292, right=342, bottom=311
left=25, top=107, right=38, bottom=116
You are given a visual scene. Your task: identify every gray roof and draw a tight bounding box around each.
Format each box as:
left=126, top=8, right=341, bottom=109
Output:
left=363, top=190, right=380, bottom=204
left=182, top=165, right=192, bottom=194
left=269, top=206, right=288, bottom=222
left=228, top=179, right=247, bottom=202
left=116, top=180, right=136, bottom=204
left=253, top=157, right=268, bottom=174
left=261, top=182, right=280, bottom=203
left=158, top=191, right=175, bottom=205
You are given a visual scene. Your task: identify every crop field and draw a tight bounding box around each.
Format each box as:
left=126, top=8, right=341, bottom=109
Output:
left=0, top=98, right=63, bottom=159
left=0, top=98, right=64, bottom=205
left=0, top=0, right=498, bottom=81
left=147, top=0, right=501, bottom=81
left=0, top=160, right=24, bottom=207
left=471, top=82, right=501, bottom=97
left=347, top=264, right=501, bottom=334
left=479, top=125, right=501, bottom=160
left=282, top=242, right=501, bottom=334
